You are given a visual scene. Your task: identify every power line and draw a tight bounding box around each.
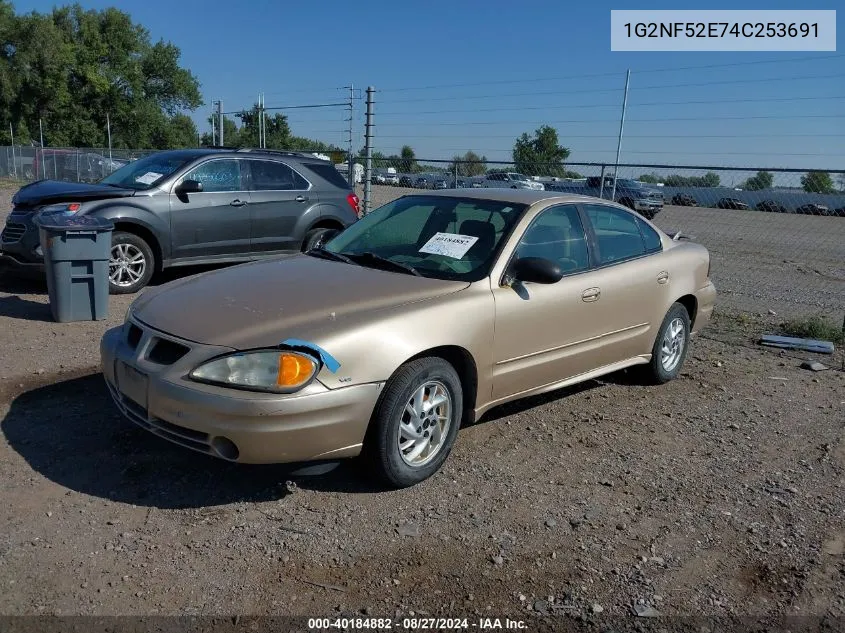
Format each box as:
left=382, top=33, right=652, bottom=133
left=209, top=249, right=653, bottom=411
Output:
left=378, top=72, right=845, bottom=105
left=376, top=95, right=845, bottom=117
left=376, top=147, right=845, bottom=157
left=373, top=113, right=845, bottom=127
left=377, top=53, right=845, bottom=93
left=377, top=133, right=845, bottom=139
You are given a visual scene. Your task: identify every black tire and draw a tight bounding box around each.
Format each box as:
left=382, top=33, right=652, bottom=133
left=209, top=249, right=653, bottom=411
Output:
left=108, top=231, right=155, bottom=295
left=364, top=357, right=463, bottom=488
left=642, top=302, right=691, bottom=385
left=302, top=227, right=339, bottom=252
left=619, top=197, right=635, bottom=210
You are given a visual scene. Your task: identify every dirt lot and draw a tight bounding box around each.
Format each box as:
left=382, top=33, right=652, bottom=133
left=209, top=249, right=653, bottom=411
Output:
left=1, top=184, right=844, bottom=628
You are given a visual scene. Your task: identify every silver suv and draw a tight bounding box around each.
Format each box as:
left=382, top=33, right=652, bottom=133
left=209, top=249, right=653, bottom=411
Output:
left=1, top=148, right=360, bottom=293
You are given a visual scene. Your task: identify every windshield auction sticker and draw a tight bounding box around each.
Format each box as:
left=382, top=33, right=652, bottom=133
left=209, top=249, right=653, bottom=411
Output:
left=419, top=232, right=479, bottom=259
left=610, top=10, right=836, bottom=51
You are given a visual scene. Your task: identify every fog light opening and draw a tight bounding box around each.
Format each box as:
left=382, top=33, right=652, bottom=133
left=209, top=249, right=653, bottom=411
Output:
left=211, top=436, right=239, bottom=461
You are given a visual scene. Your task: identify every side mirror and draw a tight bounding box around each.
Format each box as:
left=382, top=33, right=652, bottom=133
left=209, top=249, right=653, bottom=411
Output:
left=509, top=257, right=563, bottom=285
left=176, top=179, right=203, bottom=195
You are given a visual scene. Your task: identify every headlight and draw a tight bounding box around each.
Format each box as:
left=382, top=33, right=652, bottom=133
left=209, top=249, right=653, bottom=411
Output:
left=190, top=350, right=318, bottom=393
left=39, top=202, right=82, bottom=214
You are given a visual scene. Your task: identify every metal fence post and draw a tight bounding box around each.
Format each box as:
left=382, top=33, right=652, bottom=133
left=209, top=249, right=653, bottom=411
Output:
left=347, top=84, right=355, bottom=189
left=217, top=100, right=224, bottom=146
left=454, top=162, right=458, bottom=188
left=76, top=150, right=80, bottom=182
left=599, top=164, right=606, bottom=199
left=611, top=69, right=631, bottom=201
left=363, top=86, right=374, bottom=214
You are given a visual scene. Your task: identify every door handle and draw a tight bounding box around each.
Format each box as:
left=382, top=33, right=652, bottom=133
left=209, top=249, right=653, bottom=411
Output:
left=657, top=271, right=669, bottom=284
left=295, top=195, right=309, bottom=202
left=581, top=287, right=601, bottom=302
left=229, top=199, right=247, bottom=207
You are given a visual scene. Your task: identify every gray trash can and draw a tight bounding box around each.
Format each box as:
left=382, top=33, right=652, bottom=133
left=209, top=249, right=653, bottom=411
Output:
left=34, top=213, right=114, bottom=323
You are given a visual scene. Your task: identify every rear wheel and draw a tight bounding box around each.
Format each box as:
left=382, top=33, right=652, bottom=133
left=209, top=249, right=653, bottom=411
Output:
left=643, top=302, right=691, bottom=384
left=108, top=231, right=154, bottom=294
left=364, top=357, right=463, bottom=488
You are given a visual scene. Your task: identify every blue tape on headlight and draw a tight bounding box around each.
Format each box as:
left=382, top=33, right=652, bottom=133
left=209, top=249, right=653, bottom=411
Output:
left=280, top=338, right=341, bottom=373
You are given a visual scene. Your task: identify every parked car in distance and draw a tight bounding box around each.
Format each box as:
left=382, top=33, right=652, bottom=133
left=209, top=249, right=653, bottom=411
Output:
left=795, top=203, right=830, bottom=216
left=546, top=176, right=663, bottom=219
left=101, top=189, right=716, bottom=487
left=433, top=179, right=448, bottom=190
left=414, top=177, right=430, bottom=189
left=756, top=200, right=788, bottom=214
left=0, top=148, right=359, bottom=294
left=481, top=172, right=545, bottom=191
left=832, top=207, right=845, bottom=218
left=671, top=193, right=697, bottom=207
left=716, top=198, right=749, bottom=210
left=399, top=175, right=414, bottom=187
left=385, top=174, right=400, bottom=185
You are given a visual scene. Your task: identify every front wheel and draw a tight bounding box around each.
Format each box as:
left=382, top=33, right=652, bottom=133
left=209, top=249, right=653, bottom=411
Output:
left=108, top=231, right=155, bottom=294
left=364, top=357, right=463, bottom=488
left=643, top=303, right=691, bottom=384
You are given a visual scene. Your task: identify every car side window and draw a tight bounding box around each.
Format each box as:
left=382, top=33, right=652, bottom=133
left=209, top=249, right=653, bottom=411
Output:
left=515, top=204, right=589, bottom=274
left=183, top=160, right=243, bottom=193
left=636, top=217, right=663, bottom=253
left=584, top=204, right=646, bottom=265
left=249, top=160, right=309, bottom=191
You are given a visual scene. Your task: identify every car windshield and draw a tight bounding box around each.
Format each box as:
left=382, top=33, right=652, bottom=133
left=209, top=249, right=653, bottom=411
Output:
left=322, top=195, right=527, bottom=282
left=99, top=154, right=195, bottom=190
left=509, top=173, right=529, bottom=181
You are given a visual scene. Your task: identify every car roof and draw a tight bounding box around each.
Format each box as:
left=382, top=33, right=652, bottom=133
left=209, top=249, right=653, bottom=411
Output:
left=411, top=188, right=598, bottom=206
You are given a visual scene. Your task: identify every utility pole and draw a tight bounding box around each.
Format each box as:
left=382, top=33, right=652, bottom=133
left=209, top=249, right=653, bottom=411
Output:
left=211, top=106, right=216, bottom=146
left=610, top=69, right=630, bottom=201
left=9, top=123, right=16, bottom=180
left=346, top=84, right=355, bottom=188
left=363, top=86, right=374, bottom=214
left=106, top=113, right=112, bottom=162
left=39, top=118, right=44, bottom=148
left=261, top=93, right=267, bottom=148
left=257, top=93, right=264, bottom=148
left=216, top=100, right=224, bottom=147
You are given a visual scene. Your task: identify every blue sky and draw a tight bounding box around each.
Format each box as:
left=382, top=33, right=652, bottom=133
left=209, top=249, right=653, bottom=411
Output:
left=13, top=0, right=845, bottom=170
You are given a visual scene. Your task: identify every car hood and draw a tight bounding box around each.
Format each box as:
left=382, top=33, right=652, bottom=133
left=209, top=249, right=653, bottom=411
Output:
left=132, top=254, right=468, bottom=349
left=12, top=179, right=136, bottom=208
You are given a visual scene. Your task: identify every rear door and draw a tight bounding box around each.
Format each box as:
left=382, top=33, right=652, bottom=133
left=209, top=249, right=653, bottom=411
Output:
left=577, top=203, right=670, bottom=360
left=246, top=158, right=313, bottom=254
left=169, top=158, right=251, bottom=260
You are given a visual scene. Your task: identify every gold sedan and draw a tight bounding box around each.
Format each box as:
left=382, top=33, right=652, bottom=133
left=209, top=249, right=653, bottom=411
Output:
left=101, top=190, right=716, bottom=487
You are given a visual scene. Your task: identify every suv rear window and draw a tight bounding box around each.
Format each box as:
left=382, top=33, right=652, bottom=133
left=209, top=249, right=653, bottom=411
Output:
left=302, top=162, right=350, bottom=189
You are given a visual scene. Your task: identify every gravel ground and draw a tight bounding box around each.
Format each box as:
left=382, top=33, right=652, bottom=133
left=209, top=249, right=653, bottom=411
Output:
left=1, top=184, right=844, bottom=627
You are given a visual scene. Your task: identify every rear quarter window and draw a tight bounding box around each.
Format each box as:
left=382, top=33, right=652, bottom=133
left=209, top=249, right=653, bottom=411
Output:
left=636, top=218, right=663, bottom=253
left=302, top=162, right=351, bottom=190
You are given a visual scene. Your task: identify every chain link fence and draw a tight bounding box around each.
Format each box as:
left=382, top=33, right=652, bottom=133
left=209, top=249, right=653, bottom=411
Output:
left=1, top=145, right=157, bottom=183
left=355, top=158, right=845, bottom=323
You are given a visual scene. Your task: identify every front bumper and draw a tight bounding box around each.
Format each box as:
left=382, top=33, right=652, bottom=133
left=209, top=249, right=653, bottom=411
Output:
left=633, top=199, right=664, bottom=211
left=100, top=321, right=383, bottom=464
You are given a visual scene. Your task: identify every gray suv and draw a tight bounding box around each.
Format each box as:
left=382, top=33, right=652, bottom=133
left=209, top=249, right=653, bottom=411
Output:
left=0, top=148, right=360, bottom=293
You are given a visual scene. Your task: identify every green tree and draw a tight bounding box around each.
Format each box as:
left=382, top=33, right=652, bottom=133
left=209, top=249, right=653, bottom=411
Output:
left=399, top=145, right=416, bottom=173
left=0, top=2, right=202, bottom=148
left=513, top=125, right=570, bottom=176
left=801, top=170, right=835, bottom=194
left=741, top=170, right=773, bottom=191
left=449, top=150, right=487, bottom=176
left=638, top=173, right=662, bottom=184
left=663, top=172, right=721, bottom=188
left=200, top=115, right=240, bottom=146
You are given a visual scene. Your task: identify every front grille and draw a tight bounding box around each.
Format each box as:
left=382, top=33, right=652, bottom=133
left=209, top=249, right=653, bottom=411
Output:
left=106, top=378, right=215, bottom=456
left=1, top=222, right=26, bottom=243
left=147, top=339, right=190, bottom=365
left=126, top=324, right=143, bottom=349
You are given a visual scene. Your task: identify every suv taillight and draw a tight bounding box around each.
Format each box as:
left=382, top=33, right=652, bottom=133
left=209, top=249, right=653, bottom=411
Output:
left=347, top=192, right=361, bottom=218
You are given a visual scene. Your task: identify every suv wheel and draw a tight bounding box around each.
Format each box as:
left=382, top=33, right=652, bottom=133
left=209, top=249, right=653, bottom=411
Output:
left=109, top=231, right=155, bottom=294
left=302, top=227, right=339, bottom=252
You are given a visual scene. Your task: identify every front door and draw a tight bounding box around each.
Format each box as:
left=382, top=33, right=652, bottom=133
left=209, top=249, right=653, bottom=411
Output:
left=246, top=159, right=313, bottom=254
left=169, top=158, right=251, bottom=260
left=491, top=204, right=604, bottom=400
